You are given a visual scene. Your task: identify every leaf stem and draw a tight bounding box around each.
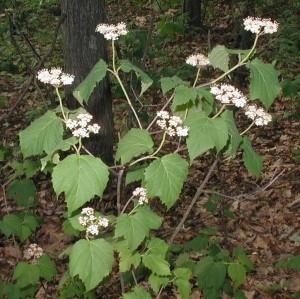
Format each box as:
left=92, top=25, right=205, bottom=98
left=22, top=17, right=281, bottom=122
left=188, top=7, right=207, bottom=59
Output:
left=240, top=121, right=255, bottom=135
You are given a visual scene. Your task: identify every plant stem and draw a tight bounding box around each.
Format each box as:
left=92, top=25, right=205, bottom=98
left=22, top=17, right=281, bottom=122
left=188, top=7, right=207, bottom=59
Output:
left=193, top=67, right=201, bottom=87
left=55, top=87, right=67, bottom=121
left=212, top=104, right=226, bottom=119
left=240, top=120, right=255, bottom=135
left=111, top=40, right=142, bottom=129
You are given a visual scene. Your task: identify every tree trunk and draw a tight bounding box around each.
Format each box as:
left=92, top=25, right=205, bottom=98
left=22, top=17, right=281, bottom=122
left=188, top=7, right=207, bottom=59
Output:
left=61, top=0, right=114, bottom=164
left=187, top=0, right=202, bottom=27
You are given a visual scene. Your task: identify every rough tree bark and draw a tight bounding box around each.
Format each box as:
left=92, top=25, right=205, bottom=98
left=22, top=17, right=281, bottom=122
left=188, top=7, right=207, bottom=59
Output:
left=61, top=0, right=114, bottom=163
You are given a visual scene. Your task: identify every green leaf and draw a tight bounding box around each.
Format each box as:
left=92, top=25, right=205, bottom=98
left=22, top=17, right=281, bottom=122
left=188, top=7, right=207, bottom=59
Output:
left=52, top=154, right=109, bottom=213
left=123, top=287, right=152, bottom=299
left=23, top=160, right=40, bottom=178
left=275, top=255, right=300, bottom=271
left=146, top=237, right=169, bottom=256
left=73, top=59, right=107, bottom=105
left=0, top=212, right=40, bottom=242
left=114, top=240, right=141, bottom=272
left=125, top=164, right=147, bottom=185
left=38, top=254, right=57, bottom=281
left=173, top=268, right=192, bottom=299
left=0, top=214, right=22, bottom=237
left=69, top=239, right=114, bottom=291
left=172, top=85, right=198, bottom=110
left=160, top=76, right=185, bottom=95
left=203, top=288, right=221, bottom=299
left=148, top=274, right=169, bottom=292
left=186, top=112, right=228, bottom=161
left=13, top=262, right=40, bottom=287
left=195, top=256, right=226, bottom=289
left=221, top=110, right=242, bottom=156
left=115, top=206, right=161, bottom=251
left=20, top=212, right=41, bottom=241
left=208, top=45, right=229, bottom=72
left=144, top=153, right=188, bottom=209
left=197, top=88, right=215, bottom=115
left=19, top=111, right=64, bottom=158
left=228, top=263, right=246, bottom=288
left=247, top=58, right=281, bottom=109
left=143, top=238, right=171, bottom=276
left=116, top=129, right=154, bottom=164
left=7, top=179, right=36, bottom=207
left=240, top=136, right=263, bottom=177
left=120, top=60, right=153, bottom=95
left=184, top=236, right=209, bottom=251
left=143, top=253, right=171, bottom=276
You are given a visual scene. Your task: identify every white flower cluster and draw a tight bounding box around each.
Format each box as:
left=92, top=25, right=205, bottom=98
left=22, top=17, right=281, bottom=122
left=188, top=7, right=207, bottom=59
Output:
left=210, top=84, right=247, bottom=108
left=243, top=17, right=279, bottom=34
left=244, top=104, right=272, bottom=126
left=65, top=113, right=100, bottom=138
left=186, top=53, right=210, bottom=68
left=24, top=243, right=43, bottom=260
left=95, top=22, right=128, bottom=40
left=132, top=187, right=148, bottom=205
left=79, top=207, right=109, bottom=236
left=156, top=111, right=189, bottom=137
left=37, top=68, right=75, bottom=87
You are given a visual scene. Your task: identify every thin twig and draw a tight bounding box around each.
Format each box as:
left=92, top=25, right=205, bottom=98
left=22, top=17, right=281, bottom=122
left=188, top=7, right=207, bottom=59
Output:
left=168, top=156, right=219, bottom=244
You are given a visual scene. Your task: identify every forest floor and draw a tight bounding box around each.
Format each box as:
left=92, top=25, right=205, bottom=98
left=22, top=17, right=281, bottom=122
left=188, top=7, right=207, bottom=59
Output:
left=0, top=1, right=300, bottom=298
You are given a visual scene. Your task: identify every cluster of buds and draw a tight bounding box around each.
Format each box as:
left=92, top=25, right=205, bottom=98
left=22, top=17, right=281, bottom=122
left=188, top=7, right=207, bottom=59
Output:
left=244, top=104, right=272, bottom=126
left=156, top=111, right=189, bottom=137
left=210, top=84, right=247, bottom=108
left=79, top=207, right=109, bottom=237
left=132, top=187, right=148, bottom=205
left=186, top=53, right=210, bottom=68
left=24, top=243, right=43, bottom=260
left=243, top=17, right=279, bottom=35
left=96, top=22, right=128, bottom=40
left=37, top=68, right=74, bottom=87
left=65, top=113, right=100, bottom=138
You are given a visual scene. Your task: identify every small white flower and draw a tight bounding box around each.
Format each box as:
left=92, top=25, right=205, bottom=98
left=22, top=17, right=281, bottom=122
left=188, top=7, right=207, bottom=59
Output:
left=133, top=187, right=148, bottom=205
left=244, top=104, right=272, bottom=126
left=87, top=225, right=99, bottom=236
left=24, top=244, right=43, bottom=260
left=157, top=119, right=167, bottom=129
left=37, top=68, right=74, bottom=87
left=157, top=111, right=170, bottom=119
left=166, top=127, right=176, bottom=136
left=169, top=116, right=182, bottom=127
left=87, top=124, right=101, bottom=134
left=211, top=84, right=248, bottom=107
left=176, top=126, right=189, bottom=137
left=72, top=127, right=90, bottom=138
left=81, top=207, right=94, bottom=216
left=243, top=17, right=278, bottom=35
left=98, top=218, right=109, bottom=228
left=186, top=53, right=210, bottom=68
left=96, top=22, right=128, bottom=40
left=65, top=119, right=78, bottom=129
left=79, top=216, right=88, bottom=227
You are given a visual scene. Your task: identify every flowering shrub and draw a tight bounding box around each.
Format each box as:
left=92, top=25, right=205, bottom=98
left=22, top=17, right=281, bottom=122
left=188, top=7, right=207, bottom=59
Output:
left=1, top=16, right=282, bottom=298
